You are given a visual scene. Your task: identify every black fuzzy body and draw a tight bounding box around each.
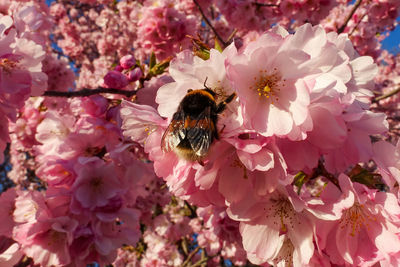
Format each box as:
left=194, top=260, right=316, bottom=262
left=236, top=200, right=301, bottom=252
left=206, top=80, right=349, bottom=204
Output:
left=161, top=88, right=236, bottom=162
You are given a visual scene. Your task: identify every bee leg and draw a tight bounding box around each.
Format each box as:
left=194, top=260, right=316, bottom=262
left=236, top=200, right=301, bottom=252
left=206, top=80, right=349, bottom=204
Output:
left=216, top=93, right=236, bottom=113
left=198, top=159, right=205, bottom=166
left=203, top=77, right=209, bottom=89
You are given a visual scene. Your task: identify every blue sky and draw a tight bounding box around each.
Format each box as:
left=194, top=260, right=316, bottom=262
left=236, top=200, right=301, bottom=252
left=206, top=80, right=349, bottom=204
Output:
left=382, top=23, right=400, bottom=53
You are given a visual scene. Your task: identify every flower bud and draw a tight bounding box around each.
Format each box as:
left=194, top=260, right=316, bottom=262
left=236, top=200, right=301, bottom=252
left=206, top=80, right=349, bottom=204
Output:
left=119, top=54, right=136, bottom=69
left=103, top=70, right=128, bottom=89
left=128, top=68, right=143, bottom=82
left=114, top=65, right=123, bottom=72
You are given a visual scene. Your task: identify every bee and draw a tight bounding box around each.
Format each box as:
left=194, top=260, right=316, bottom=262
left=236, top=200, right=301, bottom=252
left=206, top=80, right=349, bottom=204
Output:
left=161, top=80, right=236, bottom=163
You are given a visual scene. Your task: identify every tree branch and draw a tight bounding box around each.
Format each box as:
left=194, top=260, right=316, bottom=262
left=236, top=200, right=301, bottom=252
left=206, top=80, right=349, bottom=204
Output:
left=252, top=2, right=279, bottom=8
left=348, top=12, right=367, bottom=36
left=193, top=0, right=227, bottom=47
left=182, top=246, right=200, bottom=267
left=190, top=257, right=209, bottom=267
left=43, top=87, right=137, bottom=98
left=337, top=0, right=363, bottom=34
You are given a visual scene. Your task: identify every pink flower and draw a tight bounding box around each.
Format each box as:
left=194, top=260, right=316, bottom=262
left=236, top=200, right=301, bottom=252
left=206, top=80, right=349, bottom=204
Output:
left=136, top=75, right=173, bottom=109
left=0, top=189, right=16, bottom=238
left=21, top=216, right=79, bottom=266
left=226, top=25, right=312, bottom=139
left=0, top=237, right=23, bottom=266
left=56, top=116, right=120, bottom=160
left=226, top=23, right=377, bottom=143
left=324, top=108, right=388, bottom=173
left=13, top=191, right=78, bottom=266
left=42, top=54, right=75, bottom=92
left=71, top=158, right=124, bottom=210
left=373, top=140, right=400, bottom=190
left=238, top=187, right=315, bottom=266
left=70, top=95, right=108, bottom=117
left=135, top=3, right=196, bottom=60
left=120, top=100, right=167, bottom=145
left=316, top=174, right=400, bottom=266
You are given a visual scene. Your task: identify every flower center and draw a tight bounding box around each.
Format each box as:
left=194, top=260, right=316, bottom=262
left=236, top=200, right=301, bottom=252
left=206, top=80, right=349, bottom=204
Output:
left=251, top=68, right=285, bottom=104
left=340, top=203, right=376, bottom=236
left=267, top=197, right=295, bottom=235
left=0, top=58, right=18, bottom=73
left=90, top=177, right=103, bottom=189
left=273, top=238, right=294, bottom=266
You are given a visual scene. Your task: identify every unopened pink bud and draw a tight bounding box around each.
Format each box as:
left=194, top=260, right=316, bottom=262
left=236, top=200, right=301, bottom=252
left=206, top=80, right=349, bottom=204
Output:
left=114, top=65, right=123, bottom=72
left=128, top=68, right=143, bottom=82
left=119, top=54, right=136, bottom=69
left=104, top=70, right=129, bottom=89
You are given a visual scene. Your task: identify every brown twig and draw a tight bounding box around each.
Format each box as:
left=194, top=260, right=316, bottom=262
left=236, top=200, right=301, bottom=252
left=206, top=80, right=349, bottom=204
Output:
left=337, top=0, right=363, bottom=34
left=182, top=246, right=200, bottom=267
left=184, top=200, right=197, bottom=218
left=43, top=87, right=137, bottom=98
left=308, top=161, right=340, bottom=190
left=373, top=87, right=400, bottom=102
left=348, top=12, right=367, bottom=36
left=190, top=257, right=209, bottom=267
left=181, top=238, right=189, bottom=256
left=225, top=29, right=238, bottom=44
left=192, top=0, right=227, bottom=47
left=252, top=2, right=279, bottom=7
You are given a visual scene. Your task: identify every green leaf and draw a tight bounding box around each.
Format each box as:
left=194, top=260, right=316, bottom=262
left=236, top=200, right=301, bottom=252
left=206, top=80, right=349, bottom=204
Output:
left=148, top=56, right=172, bottom=77
left=214, top=38, right=223, bottom=52
left=293, top=171, right=308, bottom=195
left=149, top=52, right=156, bottom=69
left=194, top=49, right=210, bottom=60
left=349, top=164, right=388, bottom=191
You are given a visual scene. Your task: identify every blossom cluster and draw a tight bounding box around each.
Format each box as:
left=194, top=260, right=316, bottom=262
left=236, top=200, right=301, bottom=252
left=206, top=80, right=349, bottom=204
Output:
left=2, top=94, right=159, bottom=266
left=121, top=24, right=400, bottom=266
left=0, top=0, right=399, bottom=266
left=0, top=13, right=47, bottom=163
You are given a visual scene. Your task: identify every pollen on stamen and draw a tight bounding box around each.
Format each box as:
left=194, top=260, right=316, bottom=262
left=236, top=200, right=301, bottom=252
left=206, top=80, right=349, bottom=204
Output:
left=273, top=239, right=294, bottom=266
left=251, top=69, right=283, bottom=103
left=0, top=58, right=18, bottom=73
left=269, top=197, right=297, bottom=236
left=340, top=203, right=376, bottom=237
left=144, top=125, right=155, bottom=136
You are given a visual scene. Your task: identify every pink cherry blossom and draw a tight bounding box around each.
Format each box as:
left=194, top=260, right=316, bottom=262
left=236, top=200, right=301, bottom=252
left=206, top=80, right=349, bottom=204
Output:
left=135, top=1, right=196, bottom=60
left=238, top=187, right=315, bottom=266
left=0, top=1, right=398, bottom=266
left=316, top=174, right=400, bottom=266
left=0, top=189, right=16, bottom=238
left=71, top=158, right=124, bottom=210
left=373, top=140, right=400, bottom=189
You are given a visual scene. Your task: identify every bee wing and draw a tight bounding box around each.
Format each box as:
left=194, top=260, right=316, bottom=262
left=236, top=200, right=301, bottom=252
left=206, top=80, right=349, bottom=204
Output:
left=161, top=110, right=186, bottom=152
left=186, top=107, right=215, bottom=157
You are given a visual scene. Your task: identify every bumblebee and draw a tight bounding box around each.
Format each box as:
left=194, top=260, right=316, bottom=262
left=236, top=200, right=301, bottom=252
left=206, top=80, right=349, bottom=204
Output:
left=161, top=82, right=236, bottom=162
